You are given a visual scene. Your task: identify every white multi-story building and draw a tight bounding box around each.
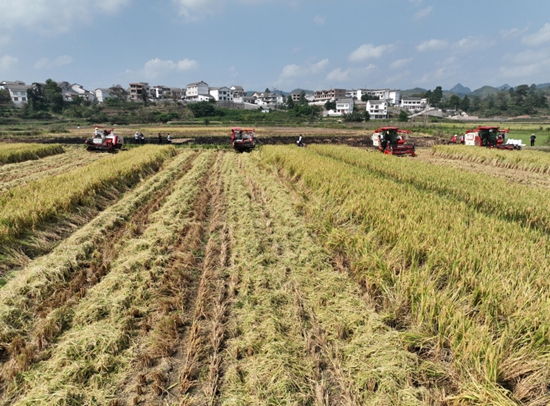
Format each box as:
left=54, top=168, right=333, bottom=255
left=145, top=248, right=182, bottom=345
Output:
left=210, top=86, right=233, bottom=102
left=400, top=97, right=427, bottom=111
left=336, top=98, right=354, bottom=115
left=58, top=82, right=96, bottom=102
left=366, top=99, right=388, bottom=119
left=356, top=88, right=400, bottom=105
left=253, top=92, right=284, bottom=108
left=314, top=88, right=346, bottom=102
left=0, top=81, right=29, bottom=107
left=186, top=81, right=209, bottom=100
left=95, top=88, right=112, bottom=103
left=230, top=85, right=246, bottom=98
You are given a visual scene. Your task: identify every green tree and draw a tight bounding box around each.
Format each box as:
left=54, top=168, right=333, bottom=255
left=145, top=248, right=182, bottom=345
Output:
left=448, top=94, right=461, bottom=110
left=285, top=95, right=295, bottom=109
left=460, top=95, right=470, bottom=112
left=188, top=101, right=216, bottom=117
left=109, top=85, right=128, bottom=101
left=324, top=100, right=336, bottom=110
left=298, top=90, right=308, bottom=105
left=361, top=94, right=379, bottom=102
left=398, top=110, right=409, bottom=121
left=0, top=89, right=11, bottom=105
left=264, top=88, right=271, bottom=93
left=471, top=96, right=482, bottom=112
left=44, top=79, right=64, bottom=113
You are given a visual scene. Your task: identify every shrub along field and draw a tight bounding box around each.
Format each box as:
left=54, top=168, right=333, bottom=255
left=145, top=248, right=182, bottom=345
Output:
left=0, top=143, right=549, bottom=405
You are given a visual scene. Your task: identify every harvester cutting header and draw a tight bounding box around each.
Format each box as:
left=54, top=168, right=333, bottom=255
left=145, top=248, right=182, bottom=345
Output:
left=372, top=127, right=416, bottom=157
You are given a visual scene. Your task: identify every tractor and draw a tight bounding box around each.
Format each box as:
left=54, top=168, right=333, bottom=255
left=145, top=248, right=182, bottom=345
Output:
left=85, top=127, right=124, bottom=152
left=464, top=126, right=521, bottom=150
left=231, top=127, right=256, bottom=152
left=372, top=127, right=416, bottom=157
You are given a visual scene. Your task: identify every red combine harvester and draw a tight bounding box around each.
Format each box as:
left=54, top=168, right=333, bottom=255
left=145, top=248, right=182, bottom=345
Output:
left=231, top=127, right=256, bottom=152
left=372, top=127, right=416, bottom=157
left=85, top=127, right=124, bottom=152
left=464, top=126, right=521, bottom=150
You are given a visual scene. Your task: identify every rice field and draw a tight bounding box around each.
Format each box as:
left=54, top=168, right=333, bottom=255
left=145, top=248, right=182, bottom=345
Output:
left=0, top=144, right=64, bottom=165
left=0, top=143, right=549, bottom=405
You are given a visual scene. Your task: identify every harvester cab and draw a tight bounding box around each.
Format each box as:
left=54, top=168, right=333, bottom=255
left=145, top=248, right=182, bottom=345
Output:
left=231, top=127, right=256, bottom=152
left=372, top=127, right=416, bottom=157
left=464, top=126, right=520, bottom=150
left=85, top=127, right=124, bottom=153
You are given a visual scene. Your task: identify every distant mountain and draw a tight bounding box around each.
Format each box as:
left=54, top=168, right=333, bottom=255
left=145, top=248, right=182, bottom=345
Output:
left=448, top=83, right=471, bottom=95
left=470, top=86, right=500, bottom=97
left=401, top=87, right=427, bottom=97
left=289, top=88, right=314, bottom=95
left=498, top=84, right=512, bottom=91
left=536, top=83, right=550, bottom=89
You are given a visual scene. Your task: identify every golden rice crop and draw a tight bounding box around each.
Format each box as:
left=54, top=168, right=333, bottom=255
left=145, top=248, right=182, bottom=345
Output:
left=0, top=145, right=175, bottom=246
left=0, top=143, right=64, bottom=164
left=311, top=144, right=550, bottom=233
left=261, top=145, right=550, bottom=404
left=6, top=151, right=214, bottom=404
left=432, top=145, right=550, bottom=174
left=219, top=152, right=433, bottom=404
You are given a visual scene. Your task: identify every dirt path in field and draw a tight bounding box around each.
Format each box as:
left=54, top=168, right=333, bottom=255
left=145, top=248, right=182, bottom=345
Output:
left=416, top=149, right=550, bottom=189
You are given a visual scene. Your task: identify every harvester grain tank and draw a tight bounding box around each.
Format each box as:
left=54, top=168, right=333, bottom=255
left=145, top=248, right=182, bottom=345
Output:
left=231, top=127, right=256, bottom=152
left=372, top=126, right=416, bottom=157
left=85, top=127, right=124, bottom=152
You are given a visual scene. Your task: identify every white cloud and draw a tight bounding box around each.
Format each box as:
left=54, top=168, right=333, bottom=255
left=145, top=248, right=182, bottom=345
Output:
left=413, top=6, right=432, bottom=20
left=34, top=55, right=74, bottom=70
left=0, top=55, right=18, bottom=71
left=505, top=48, right=550, bottom=65
left=522, top=23, right=550, bottom=47
left=280, top=59, right=329, bottom=79
left=500, top=25, right=530, bottom=40
left=326, top=64, right=376, bottom=82
left=416, top=39, right=448, bottom=52
left=172, top=0, right=226, bottom=21
left=500, top=57, right=550, bottom=78
left=349, top=43, right=394, bottom=62
left=0, top=0, right=131, bottom=34
left=390, top=58, right=412, bottom=70
left=137, top=57, right=199, bottom=79
left=454, top=36, right=495, bottom=52
left=313, top=15, right=325, bottom=26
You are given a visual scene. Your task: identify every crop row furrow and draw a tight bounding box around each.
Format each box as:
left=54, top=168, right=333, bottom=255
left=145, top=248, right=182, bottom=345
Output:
left=0, top=149, right=197, bottom=401
left=0, top=146, right=177, bottom=273
left=0, top=147, right=106, bottom=192
left=2, top=150, right=215, bottom=405
left=219, top=152, right=431, bottom=405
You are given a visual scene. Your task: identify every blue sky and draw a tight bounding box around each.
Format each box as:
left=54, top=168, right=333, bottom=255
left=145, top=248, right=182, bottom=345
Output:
left=1, top=0, right=549, bottom=92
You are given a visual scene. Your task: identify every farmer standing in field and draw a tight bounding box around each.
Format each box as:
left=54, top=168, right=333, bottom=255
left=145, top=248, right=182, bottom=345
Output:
left=530, top=133, right=536, bottom=146
left=158, top=132, right=162, bottom=144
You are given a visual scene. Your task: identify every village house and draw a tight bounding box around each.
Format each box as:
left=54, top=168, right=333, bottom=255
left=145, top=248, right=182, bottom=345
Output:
left=366, top=99, right=388, bottom=119
left=336, top=98, right=354, bottom=115
left=58, top=82, right=96, bottom=102
left=185, top=81, right=209, bottom=101
left=314, top=88, right=346, bottom=102
left=209, top=86, right=233, bottom=102
left=0, top=80, right=29, bottom=107
left=400, top=97, right=428, bottom=112
left=129, top=82, right=150, bottom=102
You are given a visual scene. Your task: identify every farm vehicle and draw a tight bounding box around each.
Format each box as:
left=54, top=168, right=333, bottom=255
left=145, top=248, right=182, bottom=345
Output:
left=85, top=127, right=124, bottom=153
left=231, top=127, right=256, bottom=152
left=464, top=126, right=522, bottom=150
left=372, top=127, right=416, bottom=157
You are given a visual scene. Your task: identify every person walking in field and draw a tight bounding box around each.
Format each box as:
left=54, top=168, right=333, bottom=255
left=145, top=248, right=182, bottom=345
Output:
left=297, top=134, right=303, bottom=147
left=158, top=133, right=162, bottom=144
left=167, top=133, right=171, bottom=143
left=530, top=133, right=536, bottom=146
left=134, top=131, right=139, bottom=144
